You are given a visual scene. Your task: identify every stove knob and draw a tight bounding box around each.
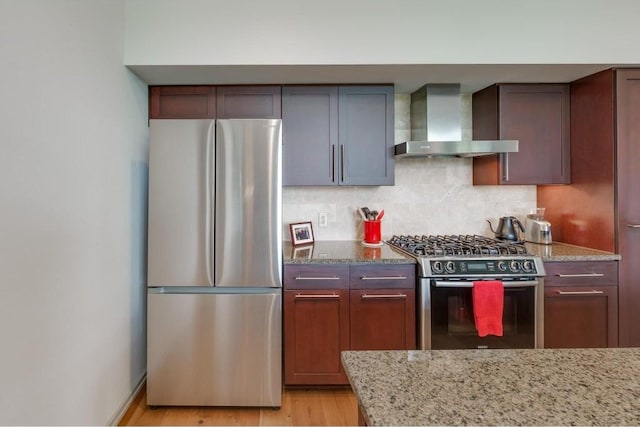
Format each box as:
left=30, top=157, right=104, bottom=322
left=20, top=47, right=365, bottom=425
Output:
left=432, top=261, right=444, bottom=274
left=497, top=261, right=508, bottom=272
left=509, top=260, right=521, bottom=273
left=522, top=260, right=534, bottom=273
left=445, top=261, right=456, bottom=274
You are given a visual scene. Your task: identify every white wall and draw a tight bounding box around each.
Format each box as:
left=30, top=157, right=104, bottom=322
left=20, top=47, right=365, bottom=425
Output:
left=0, top=1, right=148, bottom=425
left=282, top=94, right=536, bottom=241
left=124, top=0, right=640, bottom=66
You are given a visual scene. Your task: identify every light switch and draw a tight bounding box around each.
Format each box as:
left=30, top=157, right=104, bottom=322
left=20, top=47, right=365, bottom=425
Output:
left=319, top=212, right=328, bottom=227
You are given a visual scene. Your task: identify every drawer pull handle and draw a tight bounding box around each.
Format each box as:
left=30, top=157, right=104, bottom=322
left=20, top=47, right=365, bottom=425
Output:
left=627, top=223, right=640, bottom=228
left=361, top=293, right=407, bottom=299
left=555, top=273, right=604, bottom=278
left=295, top=276, right=341, bottom=280
left=361, top=276, right=408, bottom=280
left=294, top=293, right=340, bottom=299
left=556, top=290, right=605, bottom=295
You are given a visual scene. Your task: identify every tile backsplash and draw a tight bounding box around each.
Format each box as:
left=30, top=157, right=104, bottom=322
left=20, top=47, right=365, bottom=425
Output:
left=283, top=93, right=536, bottom=242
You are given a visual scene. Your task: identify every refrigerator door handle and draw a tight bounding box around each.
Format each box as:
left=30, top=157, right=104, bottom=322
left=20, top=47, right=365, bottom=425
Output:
left=204, top=120, right=215, bottom=286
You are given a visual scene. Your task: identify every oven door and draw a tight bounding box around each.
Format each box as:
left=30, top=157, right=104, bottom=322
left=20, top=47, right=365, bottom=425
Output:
left=419, top=278, right=539, bottom=350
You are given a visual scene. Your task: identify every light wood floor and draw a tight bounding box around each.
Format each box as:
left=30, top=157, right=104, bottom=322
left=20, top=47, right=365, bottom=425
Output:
left=119, top=385, right=359, bottom=426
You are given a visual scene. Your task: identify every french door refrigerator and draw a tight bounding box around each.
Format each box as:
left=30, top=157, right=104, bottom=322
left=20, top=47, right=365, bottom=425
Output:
left=146, top=119, right=282, bottom=407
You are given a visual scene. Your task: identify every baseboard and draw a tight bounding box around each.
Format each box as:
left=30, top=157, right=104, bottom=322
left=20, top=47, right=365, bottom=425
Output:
left=107, top=373, right=146, bottom=426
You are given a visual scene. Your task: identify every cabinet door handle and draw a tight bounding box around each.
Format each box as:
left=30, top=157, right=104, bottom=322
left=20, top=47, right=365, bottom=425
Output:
left=555, top=273, right=604, bottom=278
left=627, top=223, right=640, bottom=228
left=331, top=144, right=336, bottom=183
left=360, top=276, right=408, bottom=280
left=556, top=290, right=605, bottom=295
left=294, top=293, right=340, bottom=299
left=295, top=276, right=341, bottom=280
left=361, top=293, right=407, bottom=299
left=340, top=144, right=345, bottom=182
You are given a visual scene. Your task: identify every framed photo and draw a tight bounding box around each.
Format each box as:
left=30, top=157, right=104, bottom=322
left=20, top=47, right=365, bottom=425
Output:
left=290, top=221, right=314, bottom=246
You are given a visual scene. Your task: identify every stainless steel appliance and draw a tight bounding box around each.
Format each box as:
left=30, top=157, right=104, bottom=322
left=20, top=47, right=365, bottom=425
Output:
left=147, top=119, right=282, bottom=407
left=394, top=84, right=519, bottom=158
left=525, top=209, right=553, bottom=245
left=387, top=235, right=545, bottom=350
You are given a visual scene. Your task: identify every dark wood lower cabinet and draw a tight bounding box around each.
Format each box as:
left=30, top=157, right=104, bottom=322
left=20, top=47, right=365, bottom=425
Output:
left=544, top=286, right=617, bottom=348
left=283, top=289, right=350, bottom=385
left=543, top=261, right=618, bottom=348
left=350, top=289, right=415, bottom=350
left=283, top=263, right=416, bottom=386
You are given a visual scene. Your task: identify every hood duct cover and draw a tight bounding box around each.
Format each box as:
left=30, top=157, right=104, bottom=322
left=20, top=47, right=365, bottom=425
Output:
left=394, top=83, right=518, bottom=158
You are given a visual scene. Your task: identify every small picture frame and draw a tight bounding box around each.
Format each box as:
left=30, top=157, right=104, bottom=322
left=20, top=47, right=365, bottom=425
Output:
left=290, top=221, right=314, bottom=246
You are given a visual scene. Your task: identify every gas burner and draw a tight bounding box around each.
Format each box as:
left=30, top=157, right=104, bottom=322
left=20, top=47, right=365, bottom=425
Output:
left=387, top=234, right=544, bottom=279
left=387, top=234, right=528, bottom=258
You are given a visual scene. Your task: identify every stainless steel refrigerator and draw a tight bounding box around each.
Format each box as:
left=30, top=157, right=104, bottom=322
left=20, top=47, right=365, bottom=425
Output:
left=146, top=119, right=282, bottom=407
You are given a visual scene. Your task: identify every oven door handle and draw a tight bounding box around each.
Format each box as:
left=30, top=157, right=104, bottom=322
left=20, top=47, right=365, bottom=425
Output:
left=433, top=280, right=539, bottom=288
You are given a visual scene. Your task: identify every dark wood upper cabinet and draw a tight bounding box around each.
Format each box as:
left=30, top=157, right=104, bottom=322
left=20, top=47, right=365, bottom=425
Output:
left=282, top=85, right=395, bottom=186
left=472, top=84, right=570, bottom=185
left=338, top=86, right=395, bottom=186
left=149, top=86, right=216, bottom=119
left=282, top=86, right=338, bottom=186
left=215, top=85, right=281, bottom=119
left=148, top=85, right=280, bottom=119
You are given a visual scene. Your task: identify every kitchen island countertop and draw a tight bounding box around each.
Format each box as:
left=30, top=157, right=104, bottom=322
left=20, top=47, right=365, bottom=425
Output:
left=342, top=348, right=640, bottom=426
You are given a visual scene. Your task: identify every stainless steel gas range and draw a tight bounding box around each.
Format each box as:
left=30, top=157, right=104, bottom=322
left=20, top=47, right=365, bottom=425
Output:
left=387, top=235, right=546, bottom=350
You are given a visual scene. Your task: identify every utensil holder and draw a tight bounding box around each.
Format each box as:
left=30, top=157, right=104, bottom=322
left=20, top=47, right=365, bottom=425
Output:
left=363, top=220, right=382, bottom=244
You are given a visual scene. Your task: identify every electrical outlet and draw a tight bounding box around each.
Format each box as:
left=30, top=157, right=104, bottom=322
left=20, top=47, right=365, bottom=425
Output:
left=319, top=212, right=328, bottom=228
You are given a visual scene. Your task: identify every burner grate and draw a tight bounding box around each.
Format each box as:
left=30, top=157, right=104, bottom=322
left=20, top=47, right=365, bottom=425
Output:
left=387, top=234, right=528, bottom=257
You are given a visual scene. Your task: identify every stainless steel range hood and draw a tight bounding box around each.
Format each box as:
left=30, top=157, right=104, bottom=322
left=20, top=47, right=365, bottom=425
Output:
left=395, top=84, right=518, bottom=158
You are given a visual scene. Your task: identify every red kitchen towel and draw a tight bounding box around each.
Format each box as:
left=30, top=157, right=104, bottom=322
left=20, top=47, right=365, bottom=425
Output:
left=472, top=280, right=504, bottom=337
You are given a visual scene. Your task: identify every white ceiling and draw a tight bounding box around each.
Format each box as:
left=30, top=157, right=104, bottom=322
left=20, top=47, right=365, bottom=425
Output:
left=127, top=63, right=620, bottom=93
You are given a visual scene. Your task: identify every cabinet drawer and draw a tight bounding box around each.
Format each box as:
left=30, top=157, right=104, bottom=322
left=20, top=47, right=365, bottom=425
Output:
left=283, top=264, right=349, bottom=290
left=349, top=264, right=415, bottom=289
left=544, top=261, right=618, bottom=286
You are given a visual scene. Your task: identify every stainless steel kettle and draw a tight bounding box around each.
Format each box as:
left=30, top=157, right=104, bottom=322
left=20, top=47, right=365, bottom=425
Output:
left=487, top=216, right=524, bottom=241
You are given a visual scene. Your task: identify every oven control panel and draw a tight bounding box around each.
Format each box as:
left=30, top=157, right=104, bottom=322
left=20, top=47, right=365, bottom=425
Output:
left=428, top=257, right=541, bottom=276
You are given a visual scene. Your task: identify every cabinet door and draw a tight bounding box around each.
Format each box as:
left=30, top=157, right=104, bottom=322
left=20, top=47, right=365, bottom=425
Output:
left=216, top=86, right=281, bottom=119
left=339, top=86, right=395, bottom=186
left=282, top=86, right=338, bottom=186
left=544, top=286, right=617, bottom=348
left=616, top=69, right=640, bottom=347
left=349, top=264, right=416, bottom=350
left=544, top=261, right=618, bottom=348
left=473, top=84, right=570, bottom=185
left=283, top=289, right=350, bottom=385
left=149, top=86, right=216, bottom=119
left=350, top=288, right=416, bottom=350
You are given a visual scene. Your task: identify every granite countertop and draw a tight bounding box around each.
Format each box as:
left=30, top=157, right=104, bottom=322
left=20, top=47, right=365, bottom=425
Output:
left=525, top=241, right=621, bottom=261
left=342, top=348, right=640, bottom=426
left=283, top=240, right=620, bottom=264
left=283, top=241, right=415, bottom=264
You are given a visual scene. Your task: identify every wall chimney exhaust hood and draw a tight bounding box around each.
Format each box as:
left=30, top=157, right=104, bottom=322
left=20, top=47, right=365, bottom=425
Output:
left=394, top=84, right=518, bottom=158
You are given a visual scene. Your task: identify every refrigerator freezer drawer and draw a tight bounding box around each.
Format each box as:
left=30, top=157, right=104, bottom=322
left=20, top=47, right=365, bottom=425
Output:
left=147, top=291, right=282, bottom=407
